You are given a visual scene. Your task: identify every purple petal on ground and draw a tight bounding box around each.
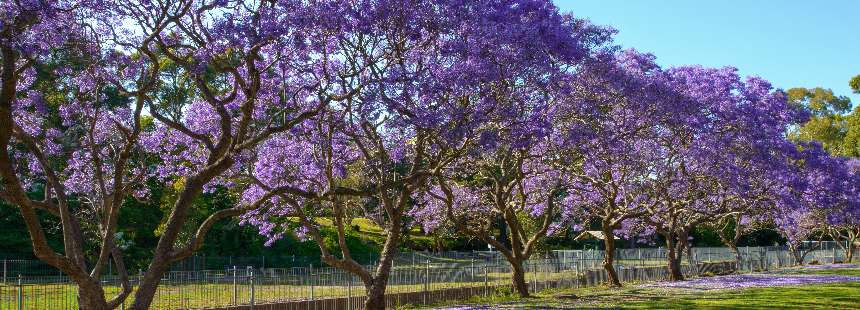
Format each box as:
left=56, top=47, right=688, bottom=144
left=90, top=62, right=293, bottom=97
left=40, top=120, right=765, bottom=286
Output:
left=639, top=274, right=860, bottom=290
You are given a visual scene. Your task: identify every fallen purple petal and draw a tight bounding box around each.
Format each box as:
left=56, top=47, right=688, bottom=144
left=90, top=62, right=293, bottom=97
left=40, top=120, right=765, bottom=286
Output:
left=639, top=274, right=860, bottom=290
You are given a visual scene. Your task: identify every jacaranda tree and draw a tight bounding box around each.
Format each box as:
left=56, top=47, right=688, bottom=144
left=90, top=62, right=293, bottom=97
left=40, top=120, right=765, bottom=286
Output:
left=640, top=66, right=807, bottom=280
left=238, top=0, right=608, bottom=307
left=4, top=1, right=859, bottom=308
left=772, top=144, right=859, bottom=265
left=409, top=8, right=612, bottom=297
left=558, top=50, right=679, bottom=286
left=3, top=0, right=358, bottom=308
left=0, top=1, right=159, bottom=308
left=824, top=158, right=860, bottom=262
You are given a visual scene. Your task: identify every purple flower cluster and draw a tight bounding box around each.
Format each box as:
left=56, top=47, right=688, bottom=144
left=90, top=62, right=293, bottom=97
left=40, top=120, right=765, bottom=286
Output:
left=640, top=274, right=860, bottom=290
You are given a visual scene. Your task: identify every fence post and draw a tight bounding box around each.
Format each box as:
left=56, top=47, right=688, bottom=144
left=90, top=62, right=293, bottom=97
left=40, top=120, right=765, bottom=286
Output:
left=484, top=266, right=489, bottom=297
left=136, top=268, right=143, bottom=308
left=833, top=245, right=838, bottom=264
left=347, top=273, right=352, bottom=310
left=579, top=251, right=584, bottom=272
left=249, top=268, right=255, bottom=309
left=17, top=274, right=23, bottom=310
left=309, top=264, right=315, bottom=302
left=232, top=266, right=238, bottom=305
left=121, top=271, right=128, bottom=310
left=470, top=259, right=475, bottom=283
left=423, top=260, right=430, bottom=305
left=2, top=259, right=6, bottom=284
left=530, top=262, right=535, bottom=291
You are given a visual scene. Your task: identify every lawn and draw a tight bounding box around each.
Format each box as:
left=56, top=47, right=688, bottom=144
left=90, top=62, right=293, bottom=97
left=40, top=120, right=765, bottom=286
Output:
left=782, top=264, right=860, bottom=276
left=422, top=267, right=860, bottom=309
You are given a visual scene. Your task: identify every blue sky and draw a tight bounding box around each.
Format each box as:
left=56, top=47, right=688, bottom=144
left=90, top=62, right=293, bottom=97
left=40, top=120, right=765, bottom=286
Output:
left=555, top=0, right=860, bottom=104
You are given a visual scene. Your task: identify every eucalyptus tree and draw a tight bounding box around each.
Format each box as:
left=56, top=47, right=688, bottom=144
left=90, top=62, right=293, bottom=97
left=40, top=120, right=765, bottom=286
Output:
left=850, top=75, right=860, bottom=94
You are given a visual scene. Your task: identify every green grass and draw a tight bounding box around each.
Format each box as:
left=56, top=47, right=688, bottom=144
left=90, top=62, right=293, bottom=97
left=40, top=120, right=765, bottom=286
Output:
left=784, top=267, right=860, bottom=276
left=618, top=282, right=860, bottom=309
left=414, top=268, right=860, bottom=309
left=413, top=282, right=860, bottom=309
left=314, top=217, right=435, bottom=250
left=0, top=270, right=527, bottom=309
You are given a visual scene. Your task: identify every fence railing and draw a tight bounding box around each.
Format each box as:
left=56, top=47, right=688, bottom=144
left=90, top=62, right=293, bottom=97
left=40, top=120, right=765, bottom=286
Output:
left=0, top=246, right=853, bottom=310
left=0, top=251, right=506, bottom=278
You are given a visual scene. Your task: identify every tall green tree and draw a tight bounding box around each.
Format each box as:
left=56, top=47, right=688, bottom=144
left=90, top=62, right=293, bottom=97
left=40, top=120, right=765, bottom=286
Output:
left=787, top=87, right=851, bottom=116
left=787, top=87, right=852, bottom=155
left=850, top=74, right=860, bottom=94
left=838, top=107, right=860, bottom=157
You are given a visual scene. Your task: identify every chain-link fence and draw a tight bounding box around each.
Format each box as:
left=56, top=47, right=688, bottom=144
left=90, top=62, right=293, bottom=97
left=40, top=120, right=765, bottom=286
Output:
left=0, top=246, right=854, bottom=309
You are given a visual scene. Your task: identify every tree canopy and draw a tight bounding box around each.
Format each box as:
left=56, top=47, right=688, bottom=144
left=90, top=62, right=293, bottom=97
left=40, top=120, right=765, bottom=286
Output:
left=1, top=1, right=858, bottom=309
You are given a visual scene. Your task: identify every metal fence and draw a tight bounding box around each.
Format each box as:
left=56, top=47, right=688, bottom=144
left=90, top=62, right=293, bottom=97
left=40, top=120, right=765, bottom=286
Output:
left=0, top=246, right=853, bottom=310
left=0, top=252, right=498, bottom=276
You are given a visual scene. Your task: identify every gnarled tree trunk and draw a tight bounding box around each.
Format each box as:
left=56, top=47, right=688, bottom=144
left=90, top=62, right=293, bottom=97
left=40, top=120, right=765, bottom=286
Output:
left=364, top=284, right=387, bottom=310
left=510, top=260, right=530, bottom=298
left=728, top=244, right=742, bottom=266
left=664, top=231, right=687, bottom=281
left=666, top=244, right=684, bottom=280
left=601, top=223, right=622, bottom=287
left=363, top=223, right=401, bottom=310
left=77, top=279, right=110, bottom=310
left=788, top=244, right=807, bottom=266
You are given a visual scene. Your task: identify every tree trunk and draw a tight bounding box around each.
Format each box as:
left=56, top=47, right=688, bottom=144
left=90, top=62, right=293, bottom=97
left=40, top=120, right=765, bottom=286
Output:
left=511, top=261, right=530, bottom=298
left=364, top=280, right=387, bottom=310
left=665, top=234, right=684, bottom=281
left=729, top=245, right=740, bottom=262
left=601, top=224, right=621, bottom=287
left=789, top=245, right=804, bottom=266
left=842, top=236, right=856, bottom=263
left=728, top=244, right=742, bottom=268
left=667, top=252, right=684, bottom=281
left=77, top=278, right=110, bottom=310
left=131, top=260, right=170, bottom=309
left=362, top=215, right=403, bottom=310
left=497, top=215, right=511, bottom=249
